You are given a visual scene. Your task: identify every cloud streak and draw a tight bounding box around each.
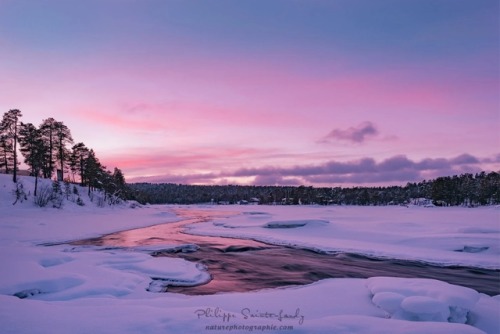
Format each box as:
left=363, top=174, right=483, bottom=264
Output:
left=319, top=122, right=379, bottom=143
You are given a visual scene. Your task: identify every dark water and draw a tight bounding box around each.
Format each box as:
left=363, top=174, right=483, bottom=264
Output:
left=67, top=209, right=500, bottom=296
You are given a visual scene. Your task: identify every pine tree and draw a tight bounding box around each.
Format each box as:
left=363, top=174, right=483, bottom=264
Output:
left=113, top=167, right=126, bottom=196
left=0, top=109, right=22, bottom=182
left=39, top=118, right=57, bottom=179
left=53, top=121, right=73, bottom=180
left=18, top=122, right=46, bottom=196
left=51, top=180, right=63, bottom=208
left=84, top=149, right=104, bottom=196
left=101, top=169, right=114, bottom=202
left=0, top=134, right=14, bottom=174
left=70, top=143, right=89, bottom=185
left=18, top=123, right=40, bottom=176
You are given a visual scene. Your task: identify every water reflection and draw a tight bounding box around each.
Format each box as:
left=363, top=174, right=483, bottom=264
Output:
left=71, top=210, right=263, bottom=249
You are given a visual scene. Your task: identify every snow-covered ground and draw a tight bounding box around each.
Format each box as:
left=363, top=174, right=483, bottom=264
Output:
left=0, top=174, right=499, bottom=333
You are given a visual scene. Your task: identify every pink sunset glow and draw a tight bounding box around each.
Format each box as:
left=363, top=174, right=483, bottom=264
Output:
left=0, top=0, right=498, bottom=186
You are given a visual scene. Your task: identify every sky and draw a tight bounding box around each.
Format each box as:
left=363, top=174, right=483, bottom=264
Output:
left=0, top=0, right=498, bottom=187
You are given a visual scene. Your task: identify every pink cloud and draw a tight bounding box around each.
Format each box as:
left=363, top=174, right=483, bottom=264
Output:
left=319, top=122, right=379, bottom=143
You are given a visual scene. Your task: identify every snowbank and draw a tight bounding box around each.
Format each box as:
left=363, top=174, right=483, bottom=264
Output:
left=367, top=277, right=479, bottom=323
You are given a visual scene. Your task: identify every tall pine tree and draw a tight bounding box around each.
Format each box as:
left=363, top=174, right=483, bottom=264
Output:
left=70, top=142, right=89, bottom=185
left=18, top=123, right=40, bottom=176
left=39, top=118, right=57, bottom=179
left=18, top=122, right=47, bottom=196
left=0, top=134, right=15, bottom=174
left=85, top=149, right=104, bottom=196
left=53, top=121, right=73, bottom=180
left=0, top=109, right=22, bottom=182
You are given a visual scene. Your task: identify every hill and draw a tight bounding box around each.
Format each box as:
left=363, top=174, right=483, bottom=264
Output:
left=0, top=173, right=132, bottom=211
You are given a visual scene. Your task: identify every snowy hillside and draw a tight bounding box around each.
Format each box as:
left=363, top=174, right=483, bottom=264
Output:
left=0, top=174, right=499, bottom=333
left=0, top=173, right=126, bottom=211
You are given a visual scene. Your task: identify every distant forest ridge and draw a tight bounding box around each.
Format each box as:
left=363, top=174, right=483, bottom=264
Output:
left=127, top=171, right=500, bottom=207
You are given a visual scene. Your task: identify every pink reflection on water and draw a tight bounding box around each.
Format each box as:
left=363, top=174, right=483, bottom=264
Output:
left=71, top=209, right=264, bottom=249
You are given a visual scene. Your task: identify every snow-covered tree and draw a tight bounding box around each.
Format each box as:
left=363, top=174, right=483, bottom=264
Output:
left=51, top=180, right=63, bottom=208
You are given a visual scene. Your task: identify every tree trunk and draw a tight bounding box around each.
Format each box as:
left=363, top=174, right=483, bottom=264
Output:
left=13, top=121, right=17, bottom=183
left=34, top=174, right=38, bottom=197
left=2, top=150, right=8, bottom=174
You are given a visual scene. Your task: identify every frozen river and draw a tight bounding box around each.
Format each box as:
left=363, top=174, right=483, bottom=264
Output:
left=68, top=209, right=500, bottom=296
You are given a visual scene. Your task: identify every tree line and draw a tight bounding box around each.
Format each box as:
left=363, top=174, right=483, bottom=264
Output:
left=127, top=171, right=499, bottom=207
left=0, top=109, right=127, bottom=202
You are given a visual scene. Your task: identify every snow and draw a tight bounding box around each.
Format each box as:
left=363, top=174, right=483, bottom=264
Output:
left=0, top=174, right=499, bottom=333
left=400, top=296, right=450, bottom=321
left=366, top=277, right=481, bottom=323
left=372, top=291, right=406, bottom=313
